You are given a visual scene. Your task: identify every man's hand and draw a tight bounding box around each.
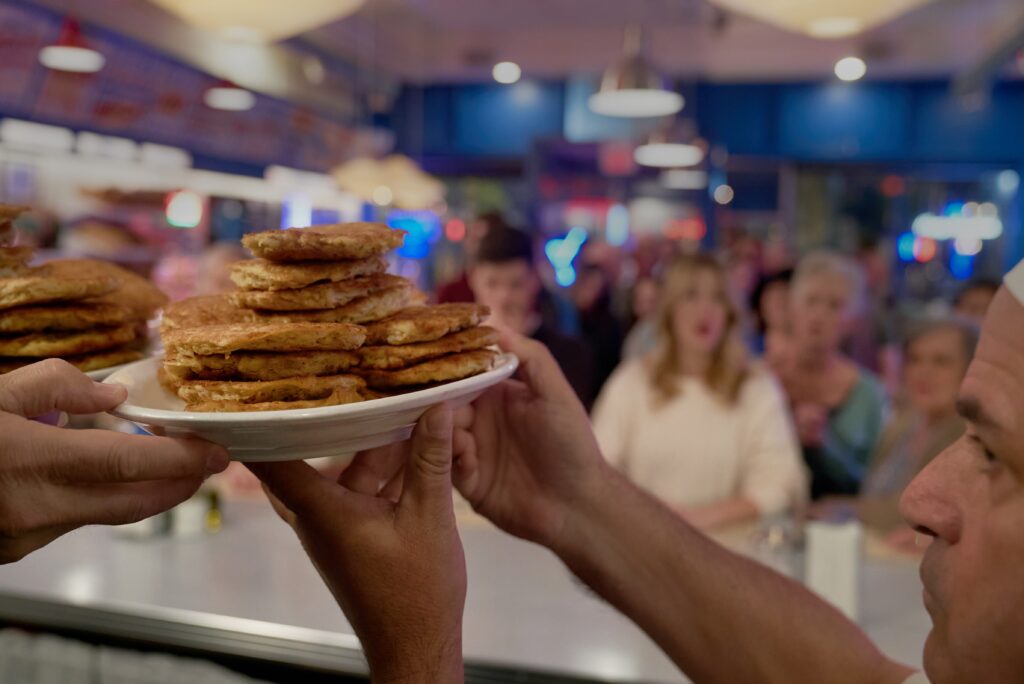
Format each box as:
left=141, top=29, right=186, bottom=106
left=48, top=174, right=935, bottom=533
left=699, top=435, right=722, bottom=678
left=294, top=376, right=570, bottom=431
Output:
left=249, top=405, right=466, bottom=684
left=0, top=359, right=230, bottom=563
left=452, top=332, right=610, bottom=553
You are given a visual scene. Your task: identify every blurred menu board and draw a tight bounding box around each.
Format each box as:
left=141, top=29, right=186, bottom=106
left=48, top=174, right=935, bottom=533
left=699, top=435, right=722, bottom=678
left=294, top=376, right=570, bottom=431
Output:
left=0, top=4, right=366, bottom=172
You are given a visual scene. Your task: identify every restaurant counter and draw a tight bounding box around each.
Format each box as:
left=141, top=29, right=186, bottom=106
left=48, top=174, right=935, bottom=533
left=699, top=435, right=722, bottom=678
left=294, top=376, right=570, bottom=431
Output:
left=0, top=501, right=929, bottom=683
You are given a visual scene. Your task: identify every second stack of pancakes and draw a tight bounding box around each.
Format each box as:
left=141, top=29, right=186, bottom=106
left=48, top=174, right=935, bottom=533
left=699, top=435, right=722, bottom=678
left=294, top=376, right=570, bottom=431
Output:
left=0, top=205, right=166, bottom=374
left=161, top=222, right=498, bottom=412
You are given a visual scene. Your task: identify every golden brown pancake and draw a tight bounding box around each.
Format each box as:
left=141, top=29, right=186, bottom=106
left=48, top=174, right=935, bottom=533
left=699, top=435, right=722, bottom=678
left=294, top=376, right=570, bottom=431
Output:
left=186, top=388, right=364, bottom=413
left=0, top=246, right=33, bottom=277
left=0, top=324, right=136, bottom=357
left=230, top=273, right=406, bottom=312
left=163, top=321, right=365, bottom=357
left=357, top=349, right=498, bottom=389
left=49, top=260, right=169, bottom=320
left=242, top=223, right=406, bottom=262
left=0, top=265, right=118, bottom=310
left=230, top=256, right=387, bottom=291
left=363, top=303, right=490, bottom=345
left=175, top=373, right=365, bottom=405
left=359, top=326, right=498, bottom=370
left=253, top=284, right=426, bottom=325
left=0, top=345, right=144, bottom=374
left=0, top=302, right=134, bottom=334
left=161, top=295, right=255, bottom=331
left=158, top=364, right=183, bottom=393
left=163, top=349, right=361, bottom=381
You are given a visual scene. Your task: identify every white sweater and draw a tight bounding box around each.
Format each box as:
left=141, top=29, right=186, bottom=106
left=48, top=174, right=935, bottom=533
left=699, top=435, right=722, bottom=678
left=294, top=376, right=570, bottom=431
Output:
left=592, top=360, right=807, bottom=515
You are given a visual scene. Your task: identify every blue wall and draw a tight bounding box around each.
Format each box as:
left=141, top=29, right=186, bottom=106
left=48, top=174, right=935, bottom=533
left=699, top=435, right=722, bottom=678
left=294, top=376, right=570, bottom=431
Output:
left=391, top=81, right=564, bottom=159
left=396, top=78, right=1024, bottom=166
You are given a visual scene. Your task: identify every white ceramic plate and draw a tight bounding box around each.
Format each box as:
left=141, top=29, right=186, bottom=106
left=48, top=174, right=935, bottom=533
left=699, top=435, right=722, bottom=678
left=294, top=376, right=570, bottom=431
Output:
left=103, top=354, right=519, bottom=462
left=86, top=360, right=144, bottom=382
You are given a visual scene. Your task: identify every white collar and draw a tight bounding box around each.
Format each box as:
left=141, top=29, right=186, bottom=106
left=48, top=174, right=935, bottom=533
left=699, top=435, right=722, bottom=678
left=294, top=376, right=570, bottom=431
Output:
left=1007, top=259, right=1024, bottom=306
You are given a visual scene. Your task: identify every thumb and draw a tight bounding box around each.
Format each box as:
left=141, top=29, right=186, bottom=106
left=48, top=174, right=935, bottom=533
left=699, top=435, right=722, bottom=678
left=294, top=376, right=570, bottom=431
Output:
left=399, top=403, right=454, bottom=515
left=0, top=359, right=126, bottom=418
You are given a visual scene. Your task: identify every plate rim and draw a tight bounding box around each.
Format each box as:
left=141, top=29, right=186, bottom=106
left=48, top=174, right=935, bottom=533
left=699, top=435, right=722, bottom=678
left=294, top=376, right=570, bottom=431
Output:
left=104, top=352, right=519, bottom=425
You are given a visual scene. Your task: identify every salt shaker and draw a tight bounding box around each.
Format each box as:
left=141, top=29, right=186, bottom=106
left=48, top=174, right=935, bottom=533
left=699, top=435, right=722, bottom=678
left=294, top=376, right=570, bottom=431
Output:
left=804, top=519, right=862, bottom=621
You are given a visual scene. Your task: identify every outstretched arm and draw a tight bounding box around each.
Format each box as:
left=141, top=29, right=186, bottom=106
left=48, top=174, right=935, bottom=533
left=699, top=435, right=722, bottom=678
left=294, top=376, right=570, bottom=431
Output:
left=454, top=332, right=914, bottom=684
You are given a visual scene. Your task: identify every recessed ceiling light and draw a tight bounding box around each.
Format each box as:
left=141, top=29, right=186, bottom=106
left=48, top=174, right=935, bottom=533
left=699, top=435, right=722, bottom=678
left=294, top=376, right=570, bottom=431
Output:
left=492, top=61, right=522, bottom=85
left=834, top=56, right=867, bottom=82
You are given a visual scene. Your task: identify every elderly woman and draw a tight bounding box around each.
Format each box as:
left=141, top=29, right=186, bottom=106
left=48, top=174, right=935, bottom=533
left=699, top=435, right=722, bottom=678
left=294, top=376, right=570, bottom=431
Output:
left=593, top=255, right=806, bottom=531
left=857, top=317, right=977, bottom=533
left=772, top=251, right=886, bottom=499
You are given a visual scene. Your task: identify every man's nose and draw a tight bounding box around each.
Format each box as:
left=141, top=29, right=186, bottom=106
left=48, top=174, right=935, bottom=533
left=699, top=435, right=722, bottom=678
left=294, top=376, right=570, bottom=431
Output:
left=899, top=443, right=964, bottom=545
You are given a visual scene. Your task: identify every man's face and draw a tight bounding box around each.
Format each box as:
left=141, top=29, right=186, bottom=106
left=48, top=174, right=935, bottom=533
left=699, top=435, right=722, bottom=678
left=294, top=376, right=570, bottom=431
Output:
left=900, top=288, right=1024, bottom=683
left=468, top=259, right=539, bottom=333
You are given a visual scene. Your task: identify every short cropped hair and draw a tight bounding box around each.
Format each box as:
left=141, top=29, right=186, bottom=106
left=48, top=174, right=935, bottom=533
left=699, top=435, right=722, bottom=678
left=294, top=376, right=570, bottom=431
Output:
left=792, top=250, right=867, bottom=314
left=475, top=227, right=534, bottom=266
left=903, top=316, right=979, bottom=363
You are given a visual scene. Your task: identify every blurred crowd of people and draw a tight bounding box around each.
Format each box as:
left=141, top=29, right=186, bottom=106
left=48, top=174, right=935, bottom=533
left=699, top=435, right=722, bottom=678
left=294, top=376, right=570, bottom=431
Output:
left=435, top=215, right=999, bottom=550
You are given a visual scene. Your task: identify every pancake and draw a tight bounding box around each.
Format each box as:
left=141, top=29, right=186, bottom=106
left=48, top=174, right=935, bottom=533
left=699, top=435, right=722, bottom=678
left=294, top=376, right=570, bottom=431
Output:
left=253, top=284, right=426, bottom=325
left=230, top=273, right=406, bottom=312
left=164, top=321, right=365, bottom=357
left=158, top=364, right=183, bottom=393
left=161, top=295, right=254, bottom=331
left=0, top=302, right=134, bottom=334
left=242, top=223, right=406, bottom=262
left=175, top=374, right=365, bottom=405
left=0, top=345, right=144, bottom=374
left=230, top=256, right=387, bottom=291
left=186, top=388, right=364, bottom=413
left=357, top=349, right=498, bottom=389
left=0, top=264, right=118, bottom=310
left=359, top=326, right=498, bottom=370
left=0, top=324, right=136, bottom=357
left=0, top=246, right=33, bottom=277
left=49, top=260, right=169, bottom=320
left=363, top=303, right=490, bottom=346
left=163, top=349, right=361, bottom=381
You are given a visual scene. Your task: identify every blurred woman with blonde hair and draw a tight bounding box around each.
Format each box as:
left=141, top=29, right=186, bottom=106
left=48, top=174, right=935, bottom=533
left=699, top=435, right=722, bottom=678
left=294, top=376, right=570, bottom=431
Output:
left=593, top=254, right=806, bottom=530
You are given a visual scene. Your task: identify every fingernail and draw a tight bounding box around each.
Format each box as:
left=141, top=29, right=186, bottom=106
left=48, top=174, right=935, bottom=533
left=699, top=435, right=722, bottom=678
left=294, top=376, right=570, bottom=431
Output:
left=425, top=404, right=452, bottom=438
left=205, top=447, right=231, bottom=475
left=32, top=410, right=65, bottom=426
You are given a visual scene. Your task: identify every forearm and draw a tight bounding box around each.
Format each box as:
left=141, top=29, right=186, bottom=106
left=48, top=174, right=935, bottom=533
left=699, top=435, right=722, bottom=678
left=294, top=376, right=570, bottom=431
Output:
left=554, top=469, right=910, bottom=684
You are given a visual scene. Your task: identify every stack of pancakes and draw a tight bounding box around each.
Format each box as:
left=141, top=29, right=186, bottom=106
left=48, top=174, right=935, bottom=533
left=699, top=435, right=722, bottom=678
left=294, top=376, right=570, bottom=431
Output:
left=159, top=222, right=498, bottom=412
left=356, top=303, right=498, bottom=391
left=0, top=207, right=166, bottom=374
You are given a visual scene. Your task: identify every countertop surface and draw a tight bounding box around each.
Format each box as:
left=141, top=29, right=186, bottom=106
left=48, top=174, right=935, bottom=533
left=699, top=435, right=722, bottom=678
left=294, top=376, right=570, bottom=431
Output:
left=0, top=500, right=930, bottom=683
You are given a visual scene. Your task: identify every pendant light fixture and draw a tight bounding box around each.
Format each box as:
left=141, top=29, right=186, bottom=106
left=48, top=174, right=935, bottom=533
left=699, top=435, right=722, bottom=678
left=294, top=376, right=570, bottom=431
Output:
left=588, top=26, right=683, bottom=118
left=38, top=17, right=105, bottom=74
left=706, top=0, right=937, bottom=39
left=203, top=80, right=256, bottom=111
left=635, top=120, right=706, bottom=168
left=149, top=0, right=366, bottom=43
